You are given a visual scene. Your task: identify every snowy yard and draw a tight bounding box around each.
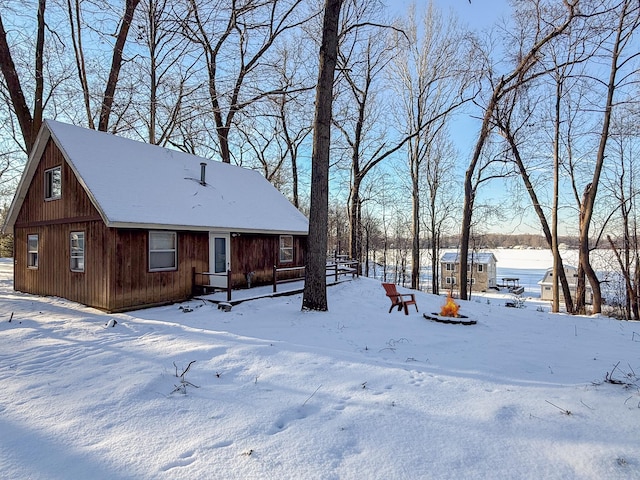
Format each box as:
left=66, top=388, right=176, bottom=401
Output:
left=0, top=253, right=639, bottom=479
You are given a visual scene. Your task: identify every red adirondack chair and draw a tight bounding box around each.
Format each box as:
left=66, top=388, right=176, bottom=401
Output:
left=382, top=283, right=418, bottom=315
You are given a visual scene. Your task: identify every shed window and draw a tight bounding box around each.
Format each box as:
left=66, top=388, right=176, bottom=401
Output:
left=279, top=235, right=293, bottom=263
left=44, top=166, right=62, bottom=200
left=149, top=231, right=177, bottom=271
left=70, top=232, right=85, bottom=272
left=27, top=234, right=39, bottom=268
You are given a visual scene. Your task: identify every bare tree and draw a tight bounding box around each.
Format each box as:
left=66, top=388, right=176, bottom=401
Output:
left=493, top=89, right=577, bottom=311
left=605, top=113, right=640, bottom=319
left=302, top=0, right=341, bottom=311
left=236, top=40, right=314, bottom=202
left=0, top=0, right=46, bottom=153
left=98, top=0, right=141, bottom=131
left=573, top=0, right=639, bottom=314
left=126, top=0, right=201, bottom=145
left=1, top=0, right=141, bottom=146
left=423, top=134, right=459, bottom=295
left=459, top=0, right=579, bottom=300
left=390, top=1, right=473, bottom=291
left=331, top=10, right=397, bottom=271
left=183, top=0, right=313, bottom=164
left=272, top=43, right=314, bottom=208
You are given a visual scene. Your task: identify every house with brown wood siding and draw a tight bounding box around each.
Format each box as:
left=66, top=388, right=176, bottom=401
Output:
left=3, top=120, right=308, bottom=312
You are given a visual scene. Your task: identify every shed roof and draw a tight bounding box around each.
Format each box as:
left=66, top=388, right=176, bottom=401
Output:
left=441, top=252, right=497, bottom=264
left=4, top=120, right=309, bottom=235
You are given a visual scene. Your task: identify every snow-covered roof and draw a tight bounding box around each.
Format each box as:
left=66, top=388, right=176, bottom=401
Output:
left=537, top=265, right=582, bottom=286
left=440, top=252, right=497, bottom=264
left=4, top=120, right=308, bottom=235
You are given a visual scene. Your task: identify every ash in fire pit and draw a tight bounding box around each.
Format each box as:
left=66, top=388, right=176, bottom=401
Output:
left=423, top=293, right=477, bottom=325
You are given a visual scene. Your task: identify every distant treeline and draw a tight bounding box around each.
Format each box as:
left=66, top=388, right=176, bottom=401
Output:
left=438, top=234, right=580, bottom=250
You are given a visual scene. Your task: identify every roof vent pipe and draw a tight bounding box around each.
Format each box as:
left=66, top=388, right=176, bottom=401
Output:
left=200, top=162, right=207, bottom=185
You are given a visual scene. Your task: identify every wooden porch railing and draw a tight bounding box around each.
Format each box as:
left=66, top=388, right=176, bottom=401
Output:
left=271, top=257, right=359, bottom=293
left=272, top=265, right=306, bottom=292
left=192, top=268, right=232, bottom=301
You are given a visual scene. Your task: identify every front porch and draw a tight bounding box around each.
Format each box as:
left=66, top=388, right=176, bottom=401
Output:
left=193, top=256, right=359, bottom=307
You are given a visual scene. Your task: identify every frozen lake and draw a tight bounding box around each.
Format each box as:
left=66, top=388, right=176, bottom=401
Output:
left=372, top=247, right=591, bottom=300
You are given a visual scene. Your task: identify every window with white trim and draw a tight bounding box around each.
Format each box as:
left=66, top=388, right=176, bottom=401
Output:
left=149, top=231, right=177, bottom=271
left=445, top=263, right=454, bottom=271
left=27, top=234, right=39, bottom=268
left=445, top=276, right=456, bottom=285
left=44, top=166, right=62, bottom=200
left=70, top=232, right=85, bottom=272
left=478, top=264, right=484, bottom=272
left=279, top=235, right=293, bottom=263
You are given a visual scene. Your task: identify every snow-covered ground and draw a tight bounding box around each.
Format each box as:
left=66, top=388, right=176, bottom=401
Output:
left=0, top=251, right=639, bottom=480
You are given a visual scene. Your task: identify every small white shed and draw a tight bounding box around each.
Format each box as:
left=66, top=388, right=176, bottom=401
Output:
left=538, top=265, right=593, bottom=304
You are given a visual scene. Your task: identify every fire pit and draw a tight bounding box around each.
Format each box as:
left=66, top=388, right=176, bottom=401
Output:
left=423, top=293, right=477, bottom=325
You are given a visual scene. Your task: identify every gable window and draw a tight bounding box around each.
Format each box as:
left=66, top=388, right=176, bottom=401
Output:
left=478, top=264, right=484, bottom=272
left=279, top=235, right=294, bottom=263
left=445, top=263, right=454, bottom=271
left=70, top=232, right=85, bottom=272
left=149, top=231, right=177, bottom=271
left=27, top=234, right=39, bottom=268
left=44, top=166, right=62, bottom=200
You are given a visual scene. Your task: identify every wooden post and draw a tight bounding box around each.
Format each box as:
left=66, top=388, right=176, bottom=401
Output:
left=226, top=269, right=232, bottom=302
left=273, top=265, right=277, bottom=293
left=191, top=267, right=196, bottom=295
left=334, top=262, right=338, bottom=282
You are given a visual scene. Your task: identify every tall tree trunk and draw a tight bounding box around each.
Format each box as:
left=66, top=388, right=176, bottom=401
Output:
left=505, top=127, right=575, bottom=312
left=460, top=89, right=499, bottom=299
left=302, top=0, right=341, bottom=311
left=67, top=0, right=95, bottom=129
left=411, top=167, right=420, bottom=290
left=98, top=0, right=141, bottom=131
left=551, top=75, right=561, bottom=313
left=574, top=0, right=635, bottom=315
left=0, top=0, right=46, bottom=154
left=349, top=176, right=362, bottom=264
left=459, top=3, right=576, bottom=300
left=608, top=235, right=639, bottom=320
left=431, top=219, right=439, bottom=295
left=33, top=0, right=45, bottom=141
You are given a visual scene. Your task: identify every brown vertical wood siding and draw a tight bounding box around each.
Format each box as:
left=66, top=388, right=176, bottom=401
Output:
left=12, top=138, right=209, bottom=312
left=14, top=221, right=111, bottom=309
left=12, top=137, right=307, bottom=310
left=109, top=229, right=208, bottom=312
left=231, top=234, right=306, bottom=287
left=15, top=140, right=101, bottom=224
left=13, top=139, right=112, bottom=309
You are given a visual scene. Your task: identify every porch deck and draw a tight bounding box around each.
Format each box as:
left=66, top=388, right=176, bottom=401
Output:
left=195, top=277, right=353, bottom=306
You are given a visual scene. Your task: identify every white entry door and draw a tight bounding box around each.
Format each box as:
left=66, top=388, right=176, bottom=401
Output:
left=209, top=232, right=230, bottom=288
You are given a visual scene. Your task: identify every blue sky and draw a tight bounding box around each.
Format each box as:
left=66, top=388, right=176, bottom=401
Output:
left=389, top=0, right=510, bottom=29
